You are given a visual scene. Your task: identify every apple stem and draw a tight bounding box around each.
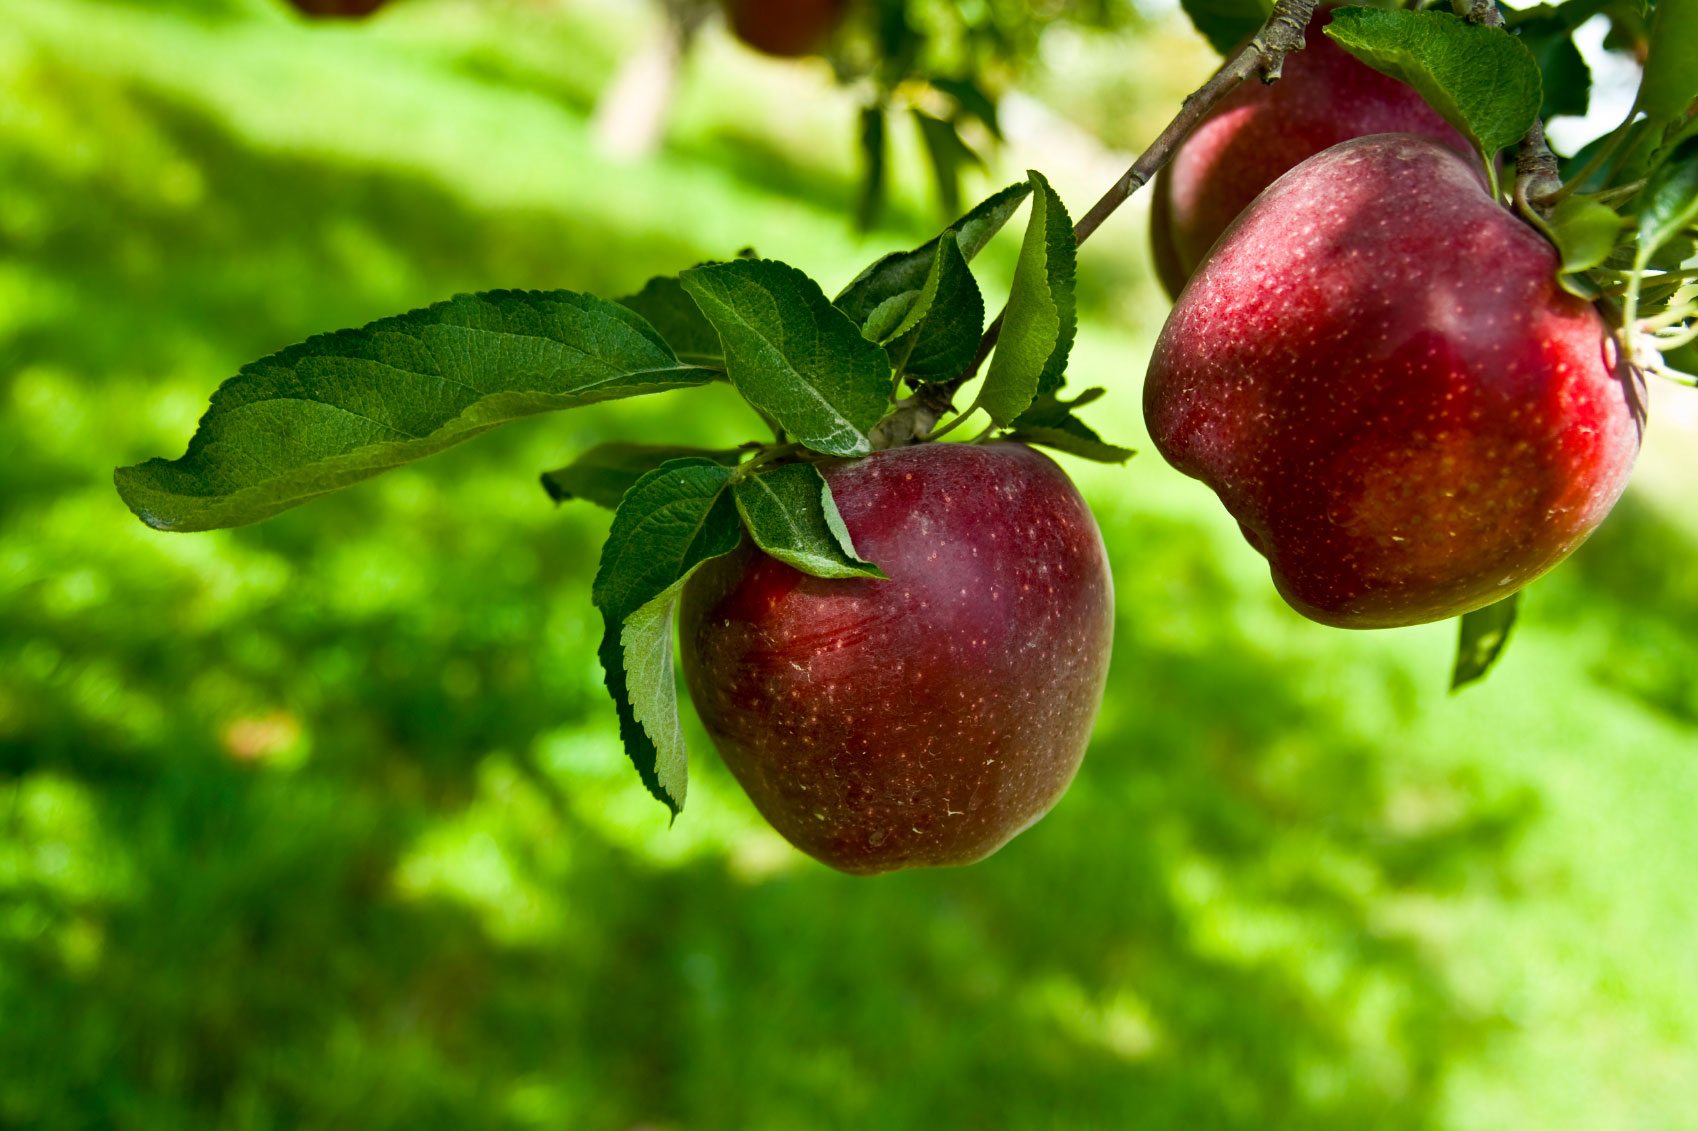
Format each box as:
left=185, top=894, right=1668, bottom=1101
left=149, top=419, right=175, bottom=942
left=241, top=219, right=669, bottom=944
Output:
left=1512, top=121, right=1563, bottom=220
left=1537, top=112, right=1641, bottom=210
left=912, top=0, right=1322, bottom=429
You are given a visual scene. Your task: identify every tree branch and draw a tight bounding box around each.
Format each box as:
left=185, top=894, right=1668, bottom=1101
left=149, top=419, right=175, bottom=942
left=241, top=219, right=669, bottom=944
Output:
left=923, top=0, right=1322, bottom=419
left=1453, top=0, right=1563, bottom=214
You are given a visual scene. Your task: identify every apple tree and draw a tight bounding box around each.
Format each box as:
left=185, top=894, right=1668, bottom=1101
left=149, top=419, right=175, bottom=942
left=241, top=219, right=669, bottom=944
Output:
left=115, top=0, right=1697, bottom=870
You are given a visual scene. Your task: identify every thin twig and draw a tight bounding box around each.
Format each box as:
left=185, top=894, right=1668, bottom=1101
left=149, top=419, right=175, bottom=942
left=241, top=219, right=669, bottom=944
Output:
left=924, top=0, right=1321, bottom=414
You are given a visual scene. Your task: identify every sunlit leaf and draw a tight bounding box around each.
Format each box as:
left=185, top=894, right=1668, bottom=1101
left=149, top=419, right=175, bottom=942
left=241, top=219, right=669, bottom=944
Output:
left=116, top=290, right=716, bottom=532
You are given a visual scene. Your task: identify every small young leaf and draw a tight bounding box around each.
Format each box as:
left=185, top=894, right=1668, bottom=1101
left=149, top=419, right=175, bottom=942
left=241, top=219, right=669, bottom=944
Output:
left=1006, top=390, right=1135, bottom=464
left=593, top=458, right=742, bottom=812
left=1635, top=0, right=1698, bottom=127
left=1326, top=9, right=1543, bottom=163
left=1635, top=137, right=1698, bottom=264
left=1180, top=0, right=1271, bottom=56
left=883, top=228, right=986, bottom=383
left=861, top=291, right=919, bottom=342
left=979, top=170, right=1077, bottom=426
left=835, top=180, right=1033, bottom=326
left=541, top=442, right=742, bottom=509
left=618, top=275, right=725, bottom=369
left=732, top=462, right=884, bottom=579
left=1547, top=194, right=1624, bottom=275
left=1451, top=592, right=1519, bottom=691
left=115, top=290, right=716, bottom=533
left=680, top=259, right=892, bottom=457
left=913, top=108, right=983, bottom=219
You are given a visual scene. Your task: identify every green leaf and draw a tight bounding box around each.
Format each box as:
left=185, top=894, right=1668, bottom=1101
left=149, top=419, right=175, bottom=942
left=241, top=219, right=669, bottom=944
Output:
left=855, top=102, right=888, bottom=233
left=834, top=180, right=1032, bottom=326
left=1545, top=195, right=1624, bottom=293
left=1451, top=593, right=1519, bottom=691
left=679, top=259, right=892, bottom=457
left=617, top=275, right=725, bottom=369
left=732, top=462, right=884, bottom=579
left=930, top=74, right=1002, bottom=140
left=882, top=228, right=986, bottom=383
left=1636, top=137, right=1698, bottom=264
left=615, top=587, right=694, bottom=811
left=541, top=442, right=742, bottom=509
left=1005, top=425, right=1135, bottom=464
left=592, top=458, right=742, bottom=812
left=1517, top=20, right=1592, bottom=119
left=1180, top=0, right=1271, bottom=55
left=979, top=170, right=1077, bottom=426
left=860, top=291, right=919, bottom=342
left=1636, top=0, right=1698, bottom=126
left=1005, top=390, right=1135, bottom=464
left=1325, top=9, right=1543, bottom=164
left=1662, top=338, right=1698, bottom=380
left=913, top=108, right=983, bottom=220
left=114, top=290, right=716, bottom=533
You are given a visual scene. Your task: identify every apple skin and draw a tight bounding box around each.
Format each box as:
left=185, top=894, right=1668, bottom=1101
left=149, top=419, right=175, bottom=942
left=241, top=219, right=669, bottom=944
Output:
left=679, top=442, right=1114, bottom=875
left=284, top=0, right=389, bottom=17
left=1144, top=134, right=1644, bottom=629
left=722, top=0, right=849, bottom=58
left=1150, top=10, right=1469, bottom=298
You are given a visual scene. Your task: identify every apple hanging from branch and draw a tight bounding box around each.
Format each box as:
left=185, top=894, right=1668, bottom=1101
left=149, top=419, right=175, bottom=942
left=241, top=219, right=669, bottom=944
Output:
left=680, top=443, right=1114, bottom=874
left=108, top=0, right=1695, bottom=872
left=1144, top=134, right=1645, bottom=628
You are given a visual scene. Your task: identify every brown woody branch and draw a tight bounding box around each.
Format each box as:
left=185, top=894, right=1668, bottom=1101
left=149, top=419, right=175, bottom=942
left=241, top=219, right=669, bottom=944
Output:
left=871, top=0, right=1323, bottom=447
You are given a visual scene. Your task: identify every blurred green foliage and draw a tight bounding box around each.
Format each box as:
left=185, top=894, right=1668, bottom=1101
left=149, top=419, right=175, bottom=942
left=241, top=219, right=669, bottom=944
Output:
left=3, top=1, right=1697, bottom=1128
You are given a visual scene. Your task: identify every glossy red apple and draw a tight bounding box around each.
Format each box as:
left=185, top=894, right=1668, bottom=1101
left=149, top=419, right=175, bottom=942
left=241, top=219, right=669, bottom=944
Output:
left=1150, top=10, right=1469, bottom=298
left=284, top=0, right=389, bottom=17
left=1145, top=134, right=1643, bottom=629
left=680, top=442, right=1113, bottom=875
left=722, top=0, right=848, bottom=58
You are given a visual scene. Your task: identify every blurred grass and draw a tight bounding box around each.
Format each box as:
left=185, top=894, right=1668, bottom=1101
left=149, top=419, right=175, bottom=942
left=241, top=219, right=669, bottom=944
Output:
left=3, top=0, right=1697, bottom=1128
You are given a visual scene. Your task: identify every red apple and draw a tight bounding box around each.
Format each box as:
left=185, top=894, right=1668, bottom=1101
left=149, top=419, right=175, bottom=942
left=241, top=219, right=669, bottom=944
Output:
left=1150, top=9, right=1469, bottom=298
left=722, top=0, right=848, bottom=58
left=679, top=442, right=1114, bottom=875
left=284, top=0, right=389, bottom=17
left=1144, top=134, right=1643, bottom=629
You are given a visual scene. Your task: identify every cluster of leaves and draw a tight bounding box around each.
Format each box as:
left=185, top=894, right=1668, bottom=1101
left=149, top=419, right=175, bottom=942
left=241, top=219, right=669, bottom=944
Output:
left=1179, top=0, right=1696, bottom=687
left=114, top=174, right=1131, bottom=812
left=825, top=0, right=1141, bottom=227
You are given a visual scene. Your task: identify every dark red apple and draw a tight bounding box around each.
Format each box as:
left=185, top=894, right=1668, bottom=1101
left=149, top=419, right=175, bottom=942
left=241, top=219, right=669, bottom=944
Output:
left=284, top=0, right=389, bottom=17
left=1145, top=134, right=1643, bottom=629
left=1150, top=9, right=1469, bottom=298
left=722, top=0, right=848, bottom=58
left=680, top=442, right=1113, bottom=875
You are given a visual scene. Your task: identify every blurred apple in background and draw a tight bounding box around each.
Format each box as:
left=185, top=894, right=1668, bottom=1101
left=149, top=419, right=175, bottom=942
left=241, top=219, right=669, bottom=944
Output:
left=722, top=0, right=848, bottom=58
left=284, top=0, right=390, bottom=18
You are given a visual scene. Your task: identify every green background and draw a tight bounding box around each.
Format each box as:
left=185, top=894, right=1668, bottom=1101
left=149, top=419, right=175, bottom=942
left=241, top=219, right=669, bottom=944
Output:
left=4, top=1, right=1696, bottom=1127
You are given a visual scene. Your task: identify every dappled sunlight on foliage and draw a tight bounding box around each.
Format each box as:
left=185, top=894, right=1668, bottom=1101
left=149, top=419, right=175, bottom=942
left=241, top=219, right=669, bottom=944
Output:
left=3, top=1, right=1696, bottom=1128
